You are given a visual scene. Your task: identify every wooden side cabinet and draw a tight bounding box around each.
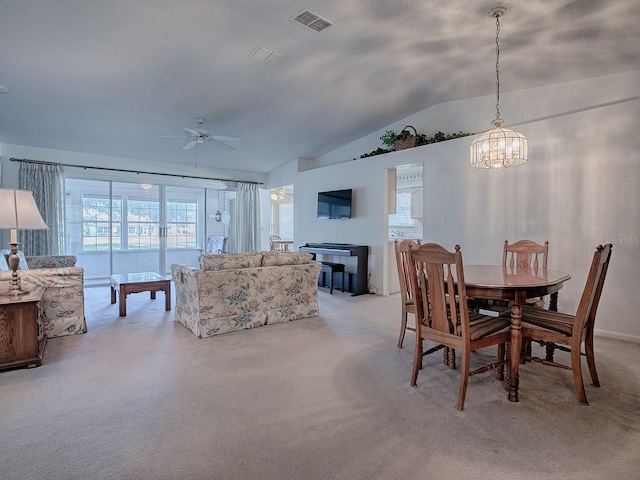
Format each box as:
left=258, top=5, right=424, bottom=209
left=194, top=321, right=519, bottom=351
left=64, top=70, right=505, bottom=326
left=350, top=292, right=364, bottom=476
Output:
left=0, top=286, right=46, bottom=371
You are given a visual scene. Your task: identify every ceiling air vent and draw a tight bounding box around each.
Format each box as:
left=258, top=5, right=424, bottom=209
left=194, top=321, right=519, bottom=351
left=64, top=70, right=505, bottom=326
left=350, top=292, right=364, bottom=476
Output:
left=249, top=45, right=286, bottom=66
left=292, top=9, right=333, bottom=32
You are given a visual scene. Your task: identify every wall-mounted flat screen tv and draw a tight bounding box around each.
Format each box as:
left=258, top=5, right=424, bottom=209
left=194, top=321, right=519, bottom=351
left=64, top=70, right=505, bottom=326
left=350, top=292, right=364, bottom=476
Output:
left=317, top=189, right=352, bottom=219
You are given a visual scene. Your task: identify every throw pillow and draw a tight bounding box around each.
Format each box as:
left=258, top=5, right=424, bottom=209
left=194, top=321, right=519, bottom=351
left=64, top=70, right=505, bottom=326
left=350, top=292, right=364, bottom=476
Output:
left=1, top=249, right=29, bottom=270
left=261, top=251, right=313, bottom=267
left=0, top=252, right=9, bottom=271
left=200, top=252, right=263, bottom=271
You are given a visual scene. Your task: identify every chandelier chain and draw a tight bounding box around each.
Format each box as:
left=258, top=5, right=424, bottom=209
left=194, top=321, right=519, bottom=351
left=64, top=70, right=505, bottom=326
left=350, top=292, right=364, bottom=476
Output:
left=495, top=13, right=501, bottom=120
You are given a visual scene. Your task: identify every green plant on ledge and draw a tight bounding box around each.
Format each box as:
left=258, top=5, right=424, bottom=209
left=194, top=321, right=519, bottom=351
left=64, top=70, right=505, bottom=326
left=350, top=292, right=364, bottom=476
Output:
left=359, top=128, right=471, bottom=158
left=380, top=130, right=401, bottom=148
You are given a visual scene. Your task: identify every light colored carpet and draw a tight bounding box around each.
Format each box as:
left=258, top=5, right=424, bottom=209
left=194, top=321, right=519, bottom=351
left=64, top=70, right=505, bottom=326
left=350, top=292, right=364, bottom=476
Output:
left=1, top=286, right=639, bottom=480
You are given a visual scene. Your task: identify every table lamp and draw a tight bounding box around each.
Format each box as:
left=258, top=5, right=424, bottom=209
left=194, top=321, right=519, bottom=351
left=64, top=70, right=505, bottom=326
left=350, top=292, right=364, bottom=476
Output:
left=0, top=189, right=49, bottom=296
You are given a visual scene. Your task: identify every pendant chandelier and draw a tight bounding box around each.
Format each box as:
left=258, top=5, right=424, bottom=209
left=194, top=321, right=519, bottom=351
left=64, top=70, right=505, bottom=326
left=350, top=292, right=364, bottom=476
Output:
left=270, top=188, right=287, bottom=201
left=470, top=7, right=527, bottom=169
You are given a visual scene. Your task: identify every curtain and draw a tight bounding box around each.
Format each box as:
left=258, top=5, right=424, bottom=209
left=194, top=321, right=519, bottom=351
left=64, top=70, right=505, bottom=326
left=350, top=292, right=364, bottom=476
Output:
left=234, top=182, right=260, bottom=253
left=19, top=162, right=65, bottom=256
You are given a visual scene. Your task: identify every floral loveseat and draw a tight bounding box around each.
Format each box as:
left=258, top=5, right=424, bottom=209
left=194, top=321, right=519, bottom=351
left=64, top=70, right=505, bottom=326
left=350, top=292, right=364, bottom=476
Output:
left=171, top=251, right=322, bottom=338
left=0, top=252, right=86, bottom=338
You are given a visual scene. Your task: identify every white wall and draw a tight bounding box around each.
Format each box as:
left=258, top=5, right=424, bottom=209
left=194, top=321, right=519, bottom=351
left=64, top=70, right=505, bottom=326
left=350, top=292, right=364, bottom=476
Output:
left=270, top=71, right=640, bottom=342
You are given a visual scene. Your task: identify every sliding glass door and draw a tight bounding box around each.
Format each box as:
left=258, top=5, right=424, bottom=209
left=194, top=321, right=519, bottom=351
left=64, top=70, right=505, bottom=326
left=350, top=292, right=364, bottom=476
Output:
left=113, top=182, right=161, bottom=275
left=164, top=185, right=204, bottom=271
left=65, top=179, right=206, bottom=286
left=66, top=178, right=121, bottom=285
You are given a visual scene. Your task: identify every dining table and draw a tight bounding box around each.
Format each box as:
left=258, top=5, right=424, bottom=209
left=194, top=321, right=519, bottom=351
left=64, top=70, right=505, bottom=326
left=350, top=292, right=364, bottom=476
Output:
left=458, top=265, right=571, bottom=402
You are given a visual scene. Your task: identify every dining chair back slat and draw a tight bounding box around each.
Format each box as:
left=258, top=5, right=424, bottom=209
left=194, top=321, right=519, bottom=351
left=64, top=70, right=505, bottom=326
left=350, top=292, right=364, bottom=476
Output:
left=428, top=262, right=452, bottom=333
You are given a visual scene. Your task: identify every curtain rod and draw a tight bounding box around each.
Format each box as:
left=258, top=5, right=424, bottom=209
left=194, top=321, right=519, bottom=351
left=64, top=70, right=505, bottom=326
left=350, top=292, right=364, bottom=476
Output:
left=9, top=158, right=263, bottom=185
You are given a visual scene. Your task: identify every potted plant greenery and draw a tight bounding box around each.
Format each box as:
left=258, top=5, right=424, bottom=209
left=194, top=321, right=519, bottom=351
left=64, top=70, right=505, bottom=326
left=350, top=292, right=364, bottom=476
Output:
left=359, top=127, right=471, bottom=158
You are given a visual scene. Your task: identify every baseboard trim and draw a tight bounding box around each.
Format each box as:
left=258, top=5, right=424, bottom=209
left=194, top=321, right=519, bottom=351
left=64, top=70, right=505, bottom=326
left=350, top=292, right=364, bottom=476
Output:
left=594, top=328, right=640, bottom=344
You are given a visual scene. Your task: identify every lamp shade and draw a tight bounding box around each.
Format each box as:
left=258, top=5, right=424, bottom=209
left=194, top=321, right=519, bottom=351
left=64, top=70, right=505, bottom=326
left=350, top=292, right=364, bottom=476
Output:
left=0, top=189, right=49, bottom=230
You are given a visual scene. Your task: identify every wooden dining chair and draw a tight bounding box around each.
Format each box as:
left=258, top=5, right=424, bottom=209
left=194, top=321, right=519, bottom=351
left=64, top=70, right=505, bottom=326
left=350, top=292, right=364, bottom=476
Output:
left=394, top=239, right=421, bottom=348
left=503, top=239, right=549, bottom=271
left=475, top=239, right=550, bottom=316
left=408, top=243, right=511, bottom=411
left=520, top=244, right=613, bottom=405
left=500, top=239, right=551, bottom=358
left=269, top=235, right=285, bottom=252
left=505, top=239, right=550, bottom=307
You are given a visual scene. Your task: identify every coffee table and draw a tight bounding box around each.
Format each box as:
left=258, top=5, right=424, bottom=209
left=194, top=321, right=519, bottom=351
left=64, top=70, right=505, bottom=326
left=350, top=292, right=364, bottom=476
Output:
left=110, top=272, right=171, bottom=317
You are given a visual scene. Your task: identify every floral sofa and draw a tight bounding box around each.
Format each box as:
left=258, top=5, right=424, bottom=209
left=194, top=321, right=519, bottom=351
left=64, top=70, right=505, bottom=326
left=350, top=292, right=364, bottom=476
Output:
left=0, top=252, right=86, bottom=338
left=171, top=251, right=322, bottom=338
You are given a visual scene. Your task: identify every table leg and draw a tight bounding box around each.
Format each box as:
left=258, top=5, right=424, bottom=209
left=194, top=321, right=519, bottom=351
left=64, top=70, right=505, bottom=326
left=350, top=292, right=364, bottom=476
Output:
left=544, top=292, right=560, bottom=361
left=110, top=285, right=116, bottom=304
left=165, top=282, right=171, bottom=311
left=549, top=292, right=559, bottom=311
left=119, top=285, right=127, bottom=317
left=508, top=296, right=524, bottom=402
left=151, top=291, right=157, bottom=300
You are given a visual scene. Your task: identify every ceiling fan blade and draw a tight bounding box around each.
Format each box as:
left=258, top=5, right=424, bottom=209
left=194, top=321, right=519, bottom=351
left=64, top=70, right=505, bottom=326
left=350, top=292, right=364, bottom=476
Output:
left=155, top=135, right=189, bottom=138
left=183, top=128, right=199, bottom=136
left=183, top=140, right=197, bottom=150
left=211, top=135, right=240, bottom=142
left=209, top=139, right=235, bottom=151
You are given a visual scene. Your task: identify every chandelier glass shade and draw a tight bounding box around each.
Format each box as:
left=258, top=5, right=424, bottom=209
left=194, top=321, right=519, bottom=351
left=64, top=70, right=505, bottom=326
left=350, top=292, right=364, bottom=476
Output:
left=470, top=7, right=527, bottom=169
left=469, top=117, right=527, bottom=168
left=270, top=188, right=287, bottom=201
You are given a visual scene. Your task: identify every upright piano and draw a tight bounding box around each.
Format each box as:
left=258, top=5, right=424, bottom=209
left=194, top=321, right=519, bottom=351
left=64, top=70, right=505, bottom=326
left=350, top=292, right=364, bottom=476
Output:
left=299, top=243, right=369, bottom=296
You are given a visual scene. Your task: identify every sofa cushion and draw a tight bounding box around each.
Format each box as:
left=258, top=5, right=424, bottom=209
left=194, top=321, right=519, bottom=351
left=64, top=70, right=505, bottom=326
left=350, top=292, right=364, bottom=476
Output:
left=26, top=255, right=77, bottom=269
left=261, top=251, right=314, bottom=267
left=200, top=252, right=263, bottom=271
left=1, top=249, right=29, bottom=270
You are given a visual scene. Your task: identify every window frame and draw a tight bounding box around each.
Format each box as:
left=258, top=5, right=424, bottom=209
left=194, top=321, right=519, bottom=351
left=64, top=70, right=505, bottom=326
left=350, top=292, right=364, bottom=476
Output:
left=81, top=194, right=123, bottom=251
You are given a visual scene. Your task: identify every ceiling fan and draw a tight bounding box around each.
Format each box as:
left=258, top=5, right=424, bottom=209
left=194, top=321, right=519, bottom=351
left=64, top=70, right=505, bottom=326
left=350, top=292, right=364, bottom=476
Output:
left=158, top=117, right=240, bottom=151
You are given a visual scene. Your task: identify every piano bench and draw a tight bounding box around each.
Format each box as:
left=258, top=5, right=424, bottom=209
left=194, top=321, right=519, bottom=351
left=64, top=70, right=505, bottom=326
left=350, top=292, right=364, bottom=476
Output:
left=320, top=262, right=345, bottom=295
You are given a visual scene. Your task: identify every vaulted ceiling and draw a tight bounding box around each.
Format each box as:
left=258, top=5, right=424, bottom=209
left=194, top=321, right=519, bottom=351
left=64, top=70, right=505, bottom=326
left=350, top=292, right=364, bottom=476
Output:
left=0, top=0, right=638, bottom=174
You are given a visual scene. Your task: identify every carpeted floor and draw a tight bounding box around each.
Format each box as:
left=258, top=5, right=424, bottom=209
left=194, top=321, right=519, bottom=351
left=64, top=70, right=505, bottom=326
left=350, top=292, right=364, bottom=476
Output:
left=1, top=286, right=639, bottom=480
